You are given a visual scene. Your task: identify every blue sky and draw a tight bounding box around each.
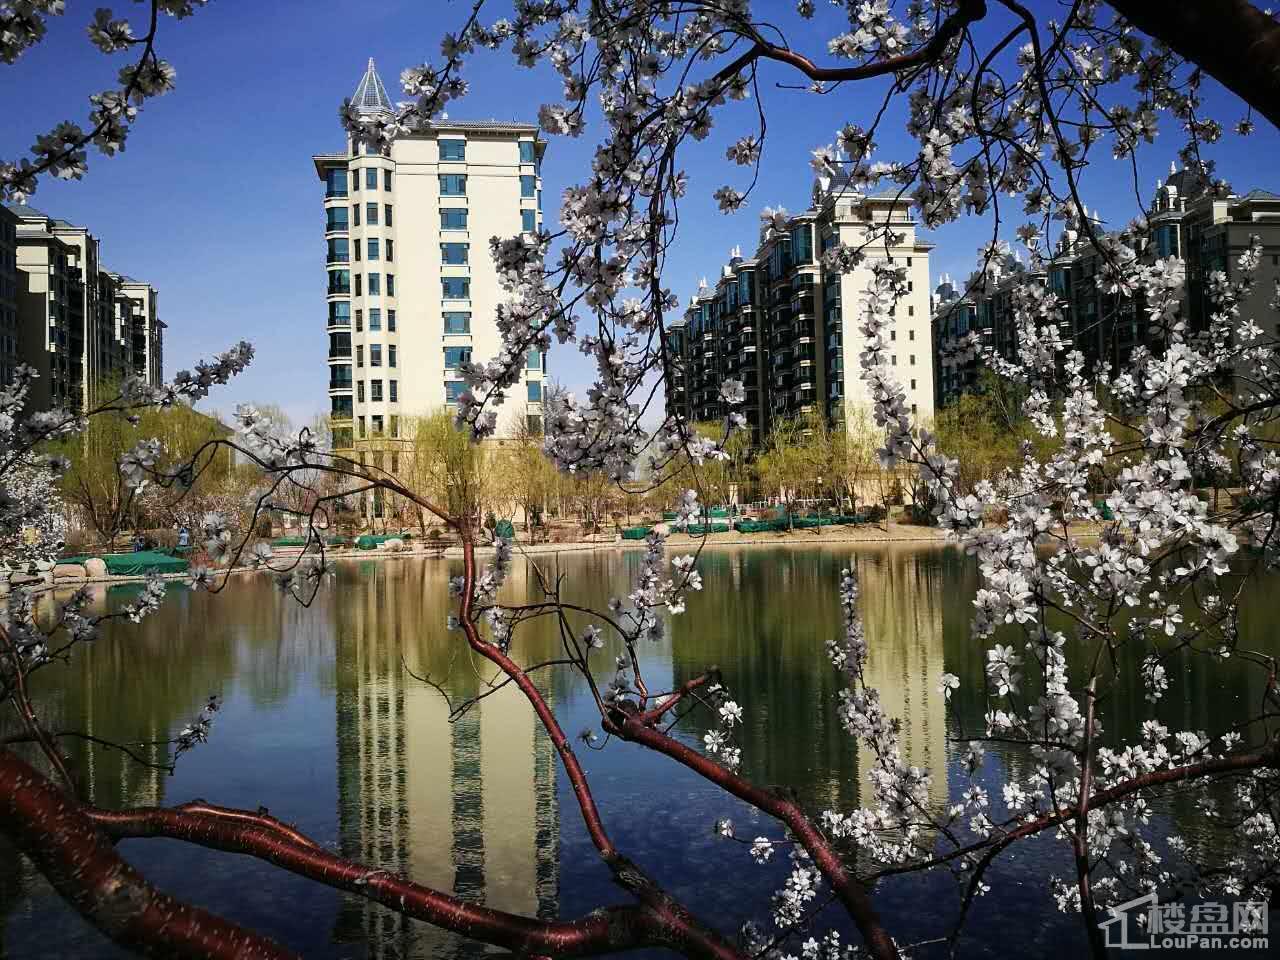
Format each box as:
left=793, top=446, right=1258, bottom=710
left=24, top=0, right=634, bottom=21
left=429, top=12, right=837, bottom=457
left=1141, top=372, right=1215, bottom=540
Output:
left=4, top=1, right=1277, bottom=427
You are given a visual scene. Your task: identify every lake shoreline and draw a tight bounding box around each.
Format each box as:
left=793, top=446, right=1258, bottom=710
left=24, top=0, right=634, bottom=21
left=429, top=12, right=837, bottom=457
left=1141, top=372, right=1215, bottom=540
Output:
left=10, top=521, right=1110, bottom=598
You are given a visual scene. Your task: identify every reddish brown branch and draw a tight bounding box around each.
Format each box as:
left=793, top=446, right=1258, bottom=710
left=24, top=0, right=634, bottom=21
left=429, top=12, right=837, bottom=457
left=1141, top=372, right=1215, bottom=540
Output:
left=449, top=537, right=744, bottom=960
left=85, top=801, right=722, bottom=957
left=604, top=707, right=901, bottom=960
left=458, top=536, right=617, bottom=857
left=0, top=748, right=296, bottom=960
left=636, top=670, right=720, bottom=725
left=712, top=0, right=986, bottom=86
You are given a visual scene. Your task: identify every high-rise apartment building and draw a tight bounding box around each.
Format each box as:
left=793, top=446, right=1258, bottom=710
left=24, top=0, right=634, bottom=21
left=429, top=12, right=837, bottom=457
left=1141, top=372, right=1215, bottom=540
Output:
left=666, top=181, right=935, bottom=444
left=111, top=275, right=164, bottom=387
left=4, top=202, right=163, bottom=409
left=931, top=163, right=1280, bottom=408
left=313, top=60, right=547, bottom=460
left=0, top=205, right=18, bottom=389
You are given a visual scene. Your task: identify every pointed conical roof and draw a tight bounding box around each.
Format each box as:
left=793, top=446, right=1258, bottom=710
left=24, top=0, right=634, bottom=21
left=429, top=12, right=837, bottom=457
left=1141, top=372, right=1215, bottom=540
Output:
left=352, top=58, right=393, bottom=115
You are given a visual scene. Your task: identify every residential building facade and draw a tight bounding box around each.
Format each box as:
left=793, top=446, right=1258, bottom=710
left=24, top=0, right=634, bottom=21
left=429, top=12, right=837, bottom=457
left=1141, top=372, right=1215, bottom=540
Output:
left=0, top=205, right=18, bottom=390
left=113, top=276, right=164, bottom=386
left=932, top=163, right=1280, bottom=408
left=5, top=202, right=163, bottom=409
left=313, top=59, right=546, bottom=477
left=666, top=182, right=936, bottom=444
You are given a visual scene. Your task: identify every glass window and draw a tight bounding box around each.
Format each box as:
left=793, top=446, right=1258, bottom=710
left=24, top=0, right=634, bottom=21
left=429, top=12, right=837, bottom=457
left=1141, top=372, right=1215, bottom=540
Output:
left=328, top=270, right=350, bottom=294
left=368, top=273, right=381, bottom=295
left=443, top=311, right=470, bottom=333
left=439, top=174, right=467, bottom=196
left=353, top=239, right=361, bottom=261
left=441, top=242, right=468, bottom=264
left=519, top=140, right=536, bottom=164
left=355, top=309, right=363, bottom=332
left=527, top=380, right=542, bottom=401
left=390, top=381, right=398, bottom=402
left=350, top=169, right=358, bottom=191
left=445, top=382, right=465, bottom=402
left=352, top=204, right=360, bottom=227
left=355, top=274, right=362, bottom=296
left=357, top=381, right=365, bottom=402
left=520, top=175, right=536, bottom=197
left=329, top=301, right=350, bottom=325
left=371, top=415, right=383, bottom=435
left=383, top=170, right=392, bottom=191
left=440, top=208, right=468, bottom=229
left=371, top=379, right=383, bottom=401
left=386, top=239, right=394, bottom=262
left=522, top=209, right=536, bottom=232
left=387, top=274, right=394, bottom=296
left=444, top=346, right=472, bottom=368
left=527, top=349, right=540, bottom=370
left=369, top=307, right=381, bottom=330
left=370, top=344, right=382, bottom=366
left=325, top=168, right=347, bottom=197
left=365, top=168, right=377, bottom=190
left=388, top=309, right=396, bottom=331
left=356, top=344, right=364, bottom=367
left=388, top=344, right=397, bottom=367
left=329, top=364, right=352, bottom=388
left=439, top=139, right=466, bottom=161
left=327, top=238, right=349, bottom=263
left=793, top=224, right=813, bottom=264
left=364, top=142, right=378, bottom=156
left=441, top=277, right=469, bottom=299
left=331, top=395, right=352, bottom=418
left=366, top=202, right=378, bottom=225
left=384, top=204, right=393, bottom=227
left=326, top=207, right=348, bottom=230
left=367, top=238, right=379, bottom=260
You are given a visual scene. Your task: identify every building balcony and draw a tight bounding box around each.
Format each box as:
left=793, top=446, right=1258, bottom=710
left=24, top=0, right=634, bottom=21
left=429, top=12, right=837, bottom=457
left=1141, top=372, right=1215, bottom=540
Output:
left=327, top=285, right=351, bottom=297
left=328, top=348, right=352, bottom=360
left=325, top=187, right=349, bottom=199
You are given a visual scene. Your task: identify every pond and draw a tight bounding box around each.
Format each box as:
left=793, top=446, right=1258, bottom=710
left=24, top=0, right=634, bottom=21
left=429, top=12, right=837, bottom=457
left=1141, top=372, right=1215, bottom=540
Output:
left=1, top=544, right=1274, bottom=958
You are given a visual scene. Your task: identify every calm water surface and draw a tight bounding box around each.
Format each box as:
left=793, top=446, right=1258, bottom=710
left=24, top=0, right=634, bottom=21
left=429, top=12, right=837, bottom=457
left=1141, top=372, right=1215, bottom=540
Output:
left=1, top=545, right=1274, bottom=958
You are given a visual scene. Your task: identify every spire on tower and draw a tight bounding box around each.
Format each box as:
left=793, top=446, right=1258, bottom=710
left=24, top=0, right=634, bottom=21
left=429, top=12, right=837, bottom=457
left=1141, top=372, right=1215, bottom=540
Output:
left=352, top=58, right=393, bottom=115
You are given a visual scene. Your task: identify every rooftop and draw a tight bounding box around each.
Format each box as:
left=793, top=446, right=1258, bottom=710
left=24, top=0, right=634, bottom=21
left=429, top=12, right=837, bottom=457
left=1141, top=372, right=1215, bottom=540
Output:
left=351, top=58, right=393, bottom=115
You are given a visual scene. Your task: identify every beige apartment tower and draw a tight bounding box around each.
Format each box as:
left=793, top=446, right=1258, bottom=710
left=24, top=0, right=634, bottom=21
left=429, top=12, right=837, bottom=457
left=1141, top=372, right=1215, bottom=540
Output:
left=314, top=60, right=547, bottom=480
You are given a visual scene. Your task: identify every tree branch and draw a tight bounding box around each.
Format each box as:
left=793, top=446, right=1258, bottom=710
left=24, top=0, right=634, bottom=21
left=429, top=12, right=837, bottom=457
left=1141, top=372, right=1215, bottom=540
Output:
left=0, top=748, right=296, bottom=960
left=1107, top=0, right=1280, bottom=131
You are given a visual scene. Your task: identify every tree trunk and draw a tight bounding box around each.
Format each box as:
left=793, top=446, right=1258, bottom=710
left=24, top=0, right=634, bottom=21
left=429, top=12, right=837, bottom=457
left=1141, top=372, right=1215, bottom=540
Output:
left=1107, top=0, right=1280, bottom=132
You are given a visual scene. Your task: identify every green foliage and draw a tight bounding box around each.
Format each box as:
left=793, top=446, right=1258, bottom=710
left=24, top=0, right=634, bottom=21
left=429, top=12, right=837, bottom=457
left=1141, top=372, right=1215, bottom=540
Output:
left=932, top=371, right=1058, bottom=494
left=404, top=410, right=490, bottom=520
left=49, top=396, right=233, bottom=545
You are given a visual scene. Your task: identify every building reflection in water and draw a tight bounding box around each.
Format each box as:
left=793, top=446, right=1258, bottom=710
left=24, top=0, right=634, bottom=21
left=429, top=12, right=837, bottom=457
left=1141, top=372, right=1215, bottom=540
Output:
left=852, top=546, right=949, bottom=810
left=332, top=559, right=559, bottom=959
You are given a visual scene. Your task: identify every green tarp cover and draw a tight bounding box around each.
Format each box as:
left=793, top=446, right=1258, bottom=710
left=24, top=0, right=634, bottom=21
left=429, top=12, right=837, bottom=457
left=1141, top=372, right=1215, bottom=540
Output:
left=621, top=527, right=652, bottom=540
left=271, top=537, right=309, bottom=547
left=495, top=520, right=515, bottom=539
left=100, top=552, right=188, bottom=576
left=686, top=523, right=730, bottom=535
